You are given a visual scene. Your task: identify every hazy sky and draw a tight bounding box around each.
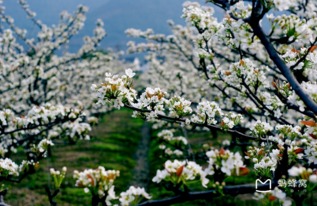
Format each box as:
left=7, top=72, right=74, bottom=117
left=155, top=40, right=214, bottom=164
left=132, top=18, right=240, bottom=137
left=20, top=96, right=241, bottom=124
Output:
left=3, top=0, right=222, bottom=51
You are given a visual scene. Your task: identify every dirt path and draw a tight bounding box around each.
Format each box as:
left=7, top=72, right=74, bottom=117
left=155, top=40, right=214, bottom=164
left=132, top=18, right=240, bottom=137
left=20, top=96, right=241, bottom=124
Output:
left=130, top=123, right=151, bottom=189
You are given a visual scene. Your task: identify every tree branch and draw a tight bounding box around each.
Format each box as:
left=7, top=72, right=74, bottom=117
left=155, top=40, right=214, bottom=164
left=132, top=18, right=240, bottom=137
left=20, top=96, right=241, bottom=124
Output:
left=139, top=182, right=276, bottom=206
left=124, top=104, right=276, bottom=144
left=247, top=20, right=317, bottom=115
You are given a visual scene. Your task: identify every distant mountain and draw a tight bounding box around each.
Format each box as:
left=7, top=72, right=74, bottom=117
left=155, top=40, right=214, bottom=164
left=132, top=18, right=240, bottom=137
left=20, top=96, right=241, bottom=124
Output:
left=90, top=0, right=211, bottom=49
left=2, top=0, right=223, bottom=51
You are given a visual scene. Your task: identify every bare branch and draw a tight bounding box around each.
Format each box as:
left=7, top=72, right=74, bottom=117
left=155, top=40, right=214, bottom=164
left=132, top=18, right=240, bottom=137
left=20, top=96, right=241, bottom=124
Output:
left=139, top=182, right=275, bottom=206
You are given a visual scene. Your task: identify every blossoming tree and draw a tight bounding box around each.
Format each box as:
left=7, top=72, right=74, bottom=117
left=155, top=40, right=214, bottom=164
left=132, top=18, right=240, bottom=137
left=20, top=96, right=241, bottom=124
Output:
left=91, top=0, right=317, bottom=205
left=0, top=0, right=130, bottom=203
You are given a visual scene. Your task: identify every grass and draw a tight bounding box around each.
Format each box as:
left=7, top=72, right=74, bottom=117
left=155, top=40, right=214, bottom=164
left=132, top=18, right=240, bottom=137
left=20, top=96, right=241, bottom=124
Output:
left=5, top=109, right=144, bottom=206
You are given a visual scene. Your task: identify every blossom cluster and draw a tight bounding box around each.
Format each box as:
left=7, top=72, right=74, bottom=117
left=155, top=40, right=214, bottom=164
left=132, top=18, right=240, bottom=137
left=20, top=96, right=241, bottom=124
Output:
left=270, top=13, right=314, bottom=46
left=106, top=186, right=151, bottom=206
left=288, top=165, right=317, bottom=184
left=0, top=158, right=19, bottom=177
left=157, top=129, right=188, bottom=157
left=73, top=166, right=151, bottom=206
left=250, top=120, right=274, bottom=138
left=0, top=104, right=91, bottom=161
left=273, top=0, right=298, bottom=11
left=228, top=1, right=252, bottom=19
left=165, top=96, right=192, bottom=118
left=254, top=187, right=292, bottom=206
left=205, top=148, right=247, bottom=177
left=73, top=166, right=120, bottom=197
left=219, top=59, right=269, bottom=91
left=152, top=159, right=209, bottom=188
left=0, top=158, right=38, bottom=179
left=50, top=167, right=67, bottom=189
left=245, top=146, right=280, bottom=177
left=288, top=82, right=317, bottom=112
left=191, top=101, right=243, bottom=129
left=91, top=69, right=137, bottom=109
left=182, top=1, right=222, bottom=36
left=0, top=104, right=82, bottom=132
left=0, top=104, right=89, bottom=161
